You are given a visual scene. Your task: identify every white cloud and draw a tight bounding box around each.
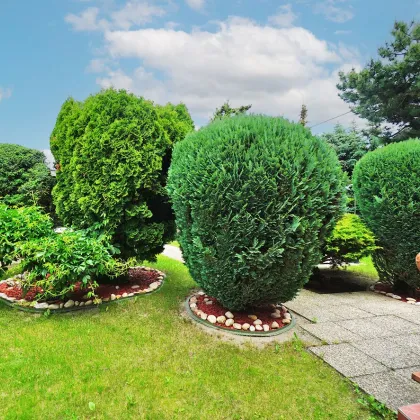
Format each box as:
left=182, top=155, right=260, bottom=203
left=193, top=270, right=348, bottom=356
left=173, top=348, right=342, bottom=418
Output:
left=97, top=17, right=362, bottom=129
left=86, top=58, right=111, bottom=73
left=268, top=4, right=297, bottom=28
left=65, top=7, right=108, bottom=31
left=110, top=2, right=166, bottom=29
left=42, top=149, right=55, bottom=170
left=185, top=0, right=205, bottom=10
left=315, top=0, right=354, bottom=23
left=66, top=1, right=167, bottom=32
left=0, top=87, right=12, bottom=102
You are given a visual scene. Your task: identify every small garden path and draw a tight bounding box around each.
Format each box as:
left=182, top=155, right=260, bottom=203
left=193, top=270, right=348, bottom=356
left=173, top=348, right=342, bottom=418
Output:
left=285, top=289, right=420, bottom=411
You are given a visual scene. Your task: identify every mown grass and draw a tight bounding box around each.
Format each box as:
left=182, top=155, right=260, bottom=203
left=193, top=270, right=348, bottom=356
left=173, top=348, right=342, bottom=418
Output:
left=346, top=256, right=379, bottom=279
left=0, top=256, right=373, bottom=419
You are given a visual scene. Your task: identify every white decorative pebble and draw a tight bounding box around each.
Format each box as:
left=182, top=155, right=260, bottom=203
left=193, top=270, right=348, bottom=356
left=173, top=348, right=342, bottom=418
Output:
left=216, top=315, right=226, bottom=323
left=190, top=303, right=197, bottom=310
left=271, top=313, right=281, bottom=319
left=272, top=321, right=280, bottom=329
left=190, top=296, right=197, bottom=304
left=225, top=311, right=234, bottom=319
left=253, top=319, right=262, bottom=325
left=242, top=323, right=250, bottom=331
left=263, top=324, right=270, bottom=332
left=110, top=294, right=116, bottom=301
left=255, top=325, right=263, bottom=331
left=131, top=285, right=140, bottom=289
left=406, top=298, right=416, bottom=302
left=284, top=313, right=291, bottom=320
left=392, top=295, right=402, bottom=300
left=282, top=318, right=291, bottom=324
left=249, top=326, right=256, bottom=332
left=200, top=312, right=207, bottom=320
left=207, top=315, right=217, bottom=324
left=225, top=319, right=234, bottom=327
left=48, top=304, right=59, bottom=310
left=64, top=300, right=75, bottom=309
left=115, top=286, right=120, bottom=290
left=233, top=323, right=242, bottom=330
left=122, top=293, right=128, bottom=298
left=84, top=300, right=93, bottom=306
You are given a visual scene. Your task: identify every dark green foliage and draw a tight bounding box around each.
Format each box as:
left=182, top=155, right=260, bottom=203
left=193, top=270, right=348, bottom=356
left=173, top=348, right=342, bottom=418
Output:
left=168, top=115, right=346, bottom=310
left=0, top=205, right=53, bottom=271
left=353, top=139, right=420, bottom=290
left=51, top=89, right=194, bottom=261
left=0, top=143, right=55, bottom=212
left=320, top=124, right=369, bottom=177
left=338, top=21, right=420, bottom=143
left=324, top=213, right=378, bottom=267
left=299, top=104, right=308, bottom=127
left=211, top=101, right=252, bottom=122
left=19, top=230, right=128, bottom=301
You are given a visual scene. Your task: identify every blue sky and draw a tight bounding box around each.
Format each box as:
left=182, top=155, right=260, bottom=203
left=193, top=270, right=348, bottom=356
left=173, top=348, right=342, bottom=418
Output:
left=0, top=0, right=418, bottom=154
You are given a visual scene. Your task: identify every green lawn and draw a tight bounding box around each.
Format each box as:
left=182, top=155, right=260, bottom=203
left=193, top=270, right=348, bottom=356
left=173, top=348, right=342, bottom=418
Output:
left=346, top=256, right=379, bottom=279
left=0, top=256, right=374, bottom=419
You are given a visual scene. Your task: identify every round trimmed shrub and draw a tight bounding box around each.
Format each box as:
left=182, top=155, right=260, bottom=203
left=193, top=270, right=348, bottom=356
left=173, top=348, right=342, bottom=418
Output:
left=167, top=115, right=346, bottom=310
left=353, top=139, right=420, bottom=290
left=50, top=89, right=194, bottom=261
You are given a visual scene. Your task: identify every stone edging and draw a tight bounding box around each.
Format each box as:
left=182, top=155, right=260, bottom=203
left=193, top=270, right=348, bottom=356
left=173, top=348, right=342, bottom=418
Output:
left=184, top=297, right=296, bottom=337
left=0, top=267, right=165, bottom=314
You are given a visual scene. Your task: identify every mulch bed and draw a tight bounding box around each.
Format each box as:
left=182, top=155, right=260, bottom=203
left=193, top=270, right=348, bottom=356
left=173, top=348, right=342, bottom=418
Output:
left=0, top=266, right=164, bottom=310
left=187, top=291, right=293, bottom=333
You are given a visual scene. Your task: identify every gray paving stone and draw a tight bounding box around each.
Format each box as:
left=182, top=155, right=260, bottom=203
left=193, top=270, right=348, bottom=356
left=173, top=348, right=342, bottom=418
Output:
left=388, top=334, right=420, bottom=355
left=335, top=318, right=392, bottom=338
left=327, top=304, right=374, bottom=319
left=368, top=315, right=420, bottom=335
left=396, top=310, right=420, bottom=326
left=301, top=322, right=362, bottom=344
left=352, top=371, right=420, bottom=411
left=352, top=337, right=420, bottom=369
left=284, top=303, right=346, bottom=323
left=309, top=343, right=388, bottom=377
left=395, top=365, right=420, bottom=381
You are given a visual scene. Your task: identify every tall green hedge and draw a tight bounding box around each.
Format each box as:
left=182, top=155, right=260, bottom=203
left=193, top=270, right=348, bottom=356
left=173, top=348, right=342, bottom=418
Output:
left=51, top=89, right=194, bottom=261
left=167, top=115, right=346, bottom=310
left=0, top=144, right=55, bottom=213
left=353, top=139, right=420, bottom=290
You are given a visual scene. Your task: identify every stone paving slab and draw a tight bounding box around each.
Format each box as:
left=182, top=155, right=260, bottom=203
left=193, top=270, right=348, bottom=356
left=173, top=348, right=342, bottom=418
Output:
left=368, top=315, right=420, bottom=335
left=395, top=366, right=420, bottom=381
left=327, top=304, right=374, bottom=319
left=388, top=334, right=420, bottom=355
left=336, top=318, right=396, bottom=339
left=352, top=337, right=420, bottom=369
left=352, top=371, right=420, bottom=411
left=301, top=322, right=363, bottom=344
left=309, top=343, right=389, bottom=377
left=396, top=310, right=420, bottom=326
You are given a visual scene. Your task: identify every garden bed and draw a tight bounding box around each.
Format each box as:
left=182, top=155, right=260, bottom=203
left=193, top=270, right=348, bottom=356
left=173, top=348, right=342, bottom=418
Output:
left=0, top=266, right=165, bottom=313
left=371, top=283, right=420, bottom=305
left=185, top=291, right=295, bottom=336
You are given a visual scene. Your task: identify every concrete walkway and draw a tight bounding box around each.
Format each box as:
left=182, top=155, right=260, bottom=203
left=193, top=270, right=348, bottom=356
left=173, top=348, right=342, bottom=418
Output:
left=285, top=289, right=420, bottom=411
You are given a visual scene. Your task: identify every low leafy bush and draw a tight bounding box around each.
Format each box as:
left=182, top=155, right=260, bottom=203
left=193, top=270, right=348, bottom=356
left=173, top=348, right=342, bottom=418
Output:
left=19, top=230, right=129, bottom=301
left=353, top=139, right=420, bottom=290
left=324, top=213, right=378, bottom=267
left=168, top=115, right=346, bottom=310
left=0, top=205, right=53, bottom=271
left=51, top=89, right=194, bottom=261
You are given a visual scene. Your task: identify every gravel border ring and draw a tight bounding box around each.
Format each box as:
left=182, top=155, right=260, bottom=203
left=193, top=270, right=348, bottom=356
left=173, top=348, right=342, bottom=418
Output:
left=0, top=273, right=165, bottom=314
left=184, top=296, right=296, bottom=337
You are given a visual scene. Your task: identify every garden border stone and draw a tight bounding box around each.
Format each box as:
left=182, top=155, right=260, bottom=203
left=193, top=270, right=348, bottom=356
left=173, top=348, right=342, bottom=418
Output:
left=184, top=296, right=296, bottom=337
left=0, top=268, right=165, bottom=314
